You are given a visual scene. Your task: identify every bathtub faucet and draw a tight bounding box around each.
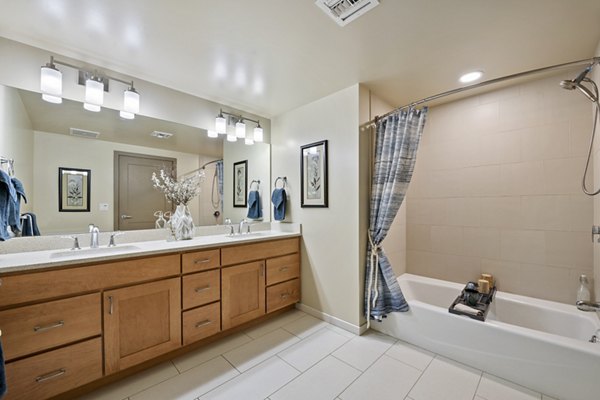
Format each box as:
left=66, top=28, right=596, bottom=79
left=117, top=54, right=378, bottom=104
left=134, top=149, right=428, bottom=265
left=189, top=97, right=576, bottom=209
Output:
left=576, top=300, right=600, bottom=312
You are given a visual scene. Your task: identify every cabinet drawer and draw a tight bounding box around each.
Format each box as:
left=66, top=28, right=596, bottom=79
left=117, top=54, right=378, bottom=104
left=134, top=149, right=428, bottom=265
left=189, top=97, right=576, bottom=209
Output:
left=4, top=337, right=102, bottom=400
left=266, top=253, right=300, bottom=286
left=182, top=248, right=220, bottom=274
left=0, top=254, right=180, bottom=307
left=0, top=293, right=101, bottom=361
left=266, top=278, right=300, bottom=313
left=182, top=302, right=221, bottom=346
left=221, top=237, right=299, bottom=266
left=182, top=270, right=220, bottom=310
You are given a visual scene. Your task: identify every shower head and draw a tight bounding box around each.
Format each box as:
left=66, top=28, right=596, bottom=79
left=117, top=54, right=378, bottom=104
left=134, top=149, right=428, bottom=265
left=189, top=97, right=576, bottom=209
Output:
left=560, top=64, right=599, bottom=103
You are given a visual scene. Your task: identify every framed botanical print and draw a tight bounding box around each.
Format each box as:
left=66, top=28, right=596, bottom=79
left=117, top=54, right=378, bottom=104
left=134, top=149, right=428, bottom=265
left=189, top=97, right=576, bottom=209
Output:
left=301, top=140, right=328, bottom=207
left=59, top=167, right=91, bottom=212
left=233, top=160, right=248, bottom=207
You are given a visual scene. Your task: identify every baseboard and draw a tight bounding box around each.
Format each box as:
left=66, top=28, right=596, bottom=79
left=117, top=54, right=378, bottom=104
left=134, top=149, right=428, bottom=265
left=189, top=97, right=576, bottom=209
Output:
left=295, top=303, right=369, bottom=335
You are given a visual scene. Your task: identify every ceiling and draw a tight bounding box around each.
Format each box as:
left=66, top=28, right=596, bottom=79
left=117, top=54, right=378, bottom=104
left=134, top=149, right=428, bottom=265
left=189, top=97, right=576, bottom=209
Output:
left=1, top=0, right=600, bottom=118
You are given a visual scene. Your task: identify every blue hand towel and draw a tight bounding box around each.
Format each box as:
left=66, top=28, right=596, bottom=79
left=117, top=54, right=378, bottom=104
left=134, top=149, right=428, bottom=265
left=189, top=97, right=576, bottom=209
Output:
left=271, top=188, right=286, bottom=221
left=247, top=190, right=262, bottom=219
left=0, top=170, right=17, bottom=241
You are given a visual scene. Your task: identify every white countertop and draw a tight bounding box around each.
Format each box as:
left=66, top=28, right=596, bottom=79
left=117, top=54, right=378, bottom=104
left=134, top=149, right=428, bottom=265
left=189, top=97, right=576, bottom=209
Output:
left=0, top=230, right=301, bottom=274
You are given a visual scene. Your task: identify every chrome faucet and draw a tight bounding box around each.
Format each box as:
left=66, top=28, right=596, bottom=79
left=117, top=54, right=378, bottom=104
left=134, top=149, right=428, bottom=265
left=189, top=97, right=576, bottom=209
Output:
left=239, top=218, right=249, bottom=234
left=89, top=224, right=100, bottom=248
left=576, top=300, right=600, bottom=312
left=108, top=232, right=124, bottom=247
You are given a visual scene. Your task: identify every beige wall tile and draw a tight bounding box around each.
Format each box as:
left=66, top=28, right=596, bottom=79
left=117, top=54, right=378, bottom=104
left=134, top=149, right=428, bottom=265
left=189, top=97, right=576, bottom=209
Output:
left=520, top=195, right=571, bottom=231
left=520, top=122, right=570, bottom=162
left=500, top=161, right=545, bottom=196
left=443, top=255, right=481, bottom=284
left=500, top=229, right=546, bottom=264
left=518, top=263, right=571, bottom=303
left=406, top=198, right=447, bottom=225
left=446, top=197, right=481, bottom=227
left=430, top=225, right=463, bottom=255
left=545, top=231, right=592, bottom=269
left=543, top=157, right=586, bottom=194
left=569, top=193, right=593, bottom=232
left=480, top=197, right=522, bottom=229
left=463, top=227, right=500, bottom=259
left=480, top=259, right=521, bottom=294
left=462, top=165, right=502, bottom=196
left=407, top=224, right=432, bottom=252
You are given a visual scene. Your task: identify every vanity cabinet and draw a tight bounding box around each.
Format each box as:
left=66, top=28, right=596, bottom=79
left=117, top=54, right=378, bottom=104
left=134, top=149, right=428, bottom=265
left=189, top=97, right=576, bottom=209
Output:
left=103, top=278, right=181, bottom=375
left=0, top=235, right=300, bottom=400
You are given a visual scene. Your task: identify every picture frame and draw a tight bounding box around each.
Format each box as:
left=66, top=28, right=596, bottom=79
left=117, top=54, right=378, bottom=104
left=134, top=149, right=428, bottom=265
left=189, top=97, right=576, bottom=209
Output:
left=59, top=167, right=91, bottom=212
left=301, top=140, right=328, bottom=207
left=233, top=160, right=248, bottom=207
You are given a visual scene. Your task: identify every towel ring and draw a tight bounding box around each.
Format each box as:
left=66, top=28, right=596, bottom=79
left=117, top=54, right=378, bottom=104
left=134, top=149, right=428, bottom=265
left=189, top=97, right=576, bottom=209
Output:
left=250, top=179, right=260, bottom=190
left=274, top=176, right=287, bottom=189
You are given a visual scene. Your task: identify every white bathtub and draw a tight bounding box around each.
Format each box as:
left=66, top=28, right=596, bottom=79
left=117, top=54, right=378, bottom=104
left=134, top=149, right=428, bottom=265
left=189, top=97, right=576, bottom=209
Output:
left=371, top=274, right=600, bottom=400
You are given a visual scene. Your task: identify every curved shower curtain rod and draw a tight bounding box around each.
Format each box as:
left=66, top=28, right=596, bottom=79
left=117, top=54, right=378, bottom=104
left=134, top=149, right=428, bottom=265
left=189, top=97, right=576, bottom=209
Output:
left=367, top=56, right=600, bottom=126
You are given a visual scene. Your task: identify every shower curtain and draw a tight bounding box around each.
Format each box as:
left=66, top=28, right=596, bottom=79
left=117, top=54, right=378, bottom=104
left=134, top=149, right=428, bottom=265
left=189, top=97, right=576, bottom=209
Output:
left=365, top=107, right=427, bottom=326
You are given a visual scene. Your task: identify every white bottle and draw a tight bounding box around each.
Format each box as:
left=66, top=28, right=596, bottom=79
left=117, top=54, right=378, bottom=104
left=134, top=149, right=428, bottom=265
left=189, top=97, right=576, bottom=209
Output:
left=577, top=274, right=591, bottom=303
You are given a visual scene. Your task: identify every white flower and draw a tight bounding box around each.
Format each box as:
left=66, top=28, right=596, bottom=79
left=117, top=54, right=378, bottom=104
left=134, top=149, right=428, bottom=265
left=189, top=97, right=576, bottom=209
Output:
left=151, top=169, right=204, bottom=206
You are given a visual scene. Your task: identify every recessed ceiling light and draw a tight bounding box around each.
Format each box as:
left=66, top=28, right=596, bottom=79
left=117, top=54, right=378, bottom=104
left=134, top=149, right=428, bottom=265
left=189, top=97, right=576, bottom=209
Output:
left=459, top=70, right=484, bottom=84
left=151, top=131, right=173, bottom=139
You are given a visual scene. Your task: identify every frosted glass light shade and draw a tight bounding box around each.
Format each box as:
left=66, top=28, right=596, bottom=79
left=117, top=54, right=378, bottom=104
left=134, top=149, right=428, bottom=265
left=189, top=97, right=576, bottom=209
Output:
left=235, top=121, right=246, bottom=138
left=123, top=88, right=140, bottom=114
left=245, top=137, right=254, bottom=145
left=215, top=115, right=226, bottom=134
left=253, top=125, right=263, bottom=142
left=120, top=110, right=135, bottom=119
left=40, top=65, right=62, bottom=103
left=84, top=103, right=101, bottom=112
left=227, top=133, right=237, bottom=142
left=85, top=78, right=104, bottom=109
left=207, top=130, right=218, bottom=138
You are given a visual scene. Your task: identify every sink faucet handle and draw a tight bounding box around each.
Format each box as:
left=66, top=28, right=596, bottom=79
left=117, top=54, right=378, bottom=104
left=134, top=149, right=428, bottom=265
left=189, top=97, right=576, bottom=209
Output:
left=224, top=218, right=234, bottom=236
left=60, top=235, right=81, bottom=251
left=108, top=232, right=124, bottom=247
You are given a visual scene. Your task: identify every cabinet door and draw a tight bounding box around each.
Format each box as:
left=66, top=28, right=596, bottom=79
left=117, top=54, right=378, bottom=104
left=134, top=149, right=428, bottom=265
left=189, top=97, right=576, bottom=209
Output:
left=222, top=261, right=265, bottom=329
left=104, top=278, right=181, bottom=374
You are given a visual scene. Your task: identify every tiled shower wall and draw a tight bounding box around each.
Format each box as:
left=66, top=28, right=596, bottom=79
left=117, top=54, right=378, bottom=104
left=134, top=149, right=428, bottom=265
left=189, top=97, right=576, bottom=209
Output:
left=406, top=73, right=594, bottom=304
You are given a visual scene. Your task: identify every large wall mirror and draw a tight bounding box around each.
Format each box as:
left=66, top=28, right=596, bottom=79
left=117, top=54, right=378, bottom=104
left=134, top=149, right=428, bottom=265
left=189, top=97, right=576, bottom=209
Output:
left=0, top=83, right=270, bottom=236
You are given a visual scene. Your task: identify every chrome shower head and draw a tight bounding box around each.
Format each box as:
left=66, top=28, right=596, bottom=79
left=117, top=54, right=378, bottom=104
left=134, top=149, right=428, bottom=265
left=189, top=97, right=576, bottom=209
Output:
left=560, top=79, right=577, bottom=90
left=560, top=65, right=599, bottom=103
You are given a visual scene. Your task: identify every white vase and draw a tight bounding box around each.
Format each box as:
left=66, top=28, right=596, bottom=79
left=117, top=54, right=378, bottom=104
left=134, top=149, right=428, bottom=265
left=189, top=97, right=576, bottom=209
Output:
left=171, top=204, right=194, bottom=240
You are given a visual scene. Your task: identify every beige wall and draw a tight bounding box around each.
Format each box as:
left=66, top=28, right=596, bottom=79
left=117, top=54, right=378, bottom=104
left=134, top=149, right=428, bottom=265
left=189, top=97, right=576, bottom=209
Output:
left=594, top=40, right=600, bottom=301
left=406, top=73, right=593, bottom=304
left=0, top=85, right=34, bottom=214
left=33, top=131, right=201, bottom=234
left=272, top=84, right=364, bottom=327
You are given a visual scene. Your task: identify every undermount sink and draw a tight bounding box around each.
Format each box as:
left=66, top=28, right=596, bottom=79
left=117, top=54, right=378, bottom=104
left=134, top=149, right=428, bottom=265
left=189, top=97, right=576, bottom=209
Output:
left=50, top=245, right=142, bottom=259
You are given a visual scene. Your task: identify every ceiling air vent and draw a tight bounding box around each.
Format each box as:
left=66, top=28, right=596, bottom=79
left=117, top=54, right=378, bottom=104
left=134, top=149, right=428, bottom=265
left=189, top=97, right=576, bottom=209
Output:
left=315, top=0, right=379, bottom=26
left=151, top=131, right=173, bottom=139
left=70, top=127, right=100, bottom=139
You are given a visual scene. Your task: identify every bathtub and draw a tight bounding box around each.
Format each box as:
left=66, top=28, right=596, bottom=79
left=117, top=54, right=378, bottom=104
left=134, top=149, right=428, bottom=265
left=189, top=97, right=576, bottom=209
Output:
left=371, top=274, right=600, bottom=400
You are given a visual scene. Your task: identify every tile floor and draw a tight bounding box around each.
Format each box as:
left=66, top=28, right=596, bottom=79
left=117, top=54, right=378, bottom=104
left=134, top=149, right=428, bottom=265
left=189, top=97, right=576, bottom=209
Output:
left=77, top=309, right=558, bottom=400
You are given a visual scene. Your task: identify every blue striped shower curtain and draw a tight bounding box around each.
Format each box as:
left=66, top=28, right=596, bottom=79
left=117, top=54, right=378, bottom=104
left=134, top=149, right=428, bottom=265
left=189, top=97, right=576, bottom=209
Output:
left=365, top=107, right=427, bottom=325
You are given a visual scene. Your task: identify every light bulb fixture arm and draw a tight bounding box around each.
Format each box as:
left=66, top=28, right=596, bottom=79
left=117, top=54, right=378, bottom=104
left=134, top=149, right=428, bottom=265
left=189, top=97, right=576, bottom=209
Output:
left=219, top=109, right=260, bottom=125
left=49, top=56, right=136, bottom=91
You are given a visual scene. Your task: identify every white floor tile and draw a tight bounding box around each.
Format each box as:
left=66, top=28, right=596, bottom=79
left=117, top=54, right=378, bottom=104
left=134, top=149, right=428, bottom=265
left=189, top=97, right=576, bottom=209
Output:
left=408, top=357, right=482, bottom=400
left=385, top=340, right=435, bottom=371
left=243, top=309, right=306, bottom=339
left=340, top=354, right=422, bottom=400
left=332, top=330, right=396, bottom=371
left=476, top=373, right=541, bottom=400
left=278, top=327, right=351, bottom=371
left=198, top=357, right=299, bottom=400
left=282, top=314, right=329, bottom=338
left=325, top=324, right=357, bottom=339
left=270, top=356, right=361, bottom=400
left=541, top=396, right=558, bottom=400
left=76, top=361, right=179, bottom=400
left=223, top=328, right=300, bottom=372
left=172, top=332, right=253, bottom=373
left=130, top=357, right=238, bottom=400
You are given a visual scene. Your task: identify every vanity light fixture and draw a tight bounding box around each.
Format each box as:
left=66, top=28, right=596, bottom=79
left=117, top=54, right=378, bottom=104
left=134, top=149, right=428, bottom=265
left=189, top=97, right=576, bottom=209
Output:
left=214, top=109, right=263, bottom=145
left=459, top=70, right=484, bottom=84
left=39, top=56, right=141, bottom=119
left=207, top=130, right=218, bottom=138
left=40, top=56, right=62, bottom=104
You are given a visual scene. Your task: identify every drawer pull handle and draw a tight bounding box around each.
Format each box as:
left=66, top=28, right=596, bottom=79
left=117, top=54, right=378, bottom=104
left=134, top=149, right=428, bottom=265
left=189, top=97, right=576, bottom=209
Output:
left=195, top=319, right=212, bottom=328
left=195, top=285, right=211, bottom=293
left=194, top=258, right=211, bottom=264
left=281, top=291, right=291, bottom=300
left=108, top=296, right=114, bottom=315
left=279, top=266, right=289, bottom=272
left=33, top=320, right=65, bottom=333
left=260, top=262, right=265, bottom=277
left=36, top=368, right=66, bottom=383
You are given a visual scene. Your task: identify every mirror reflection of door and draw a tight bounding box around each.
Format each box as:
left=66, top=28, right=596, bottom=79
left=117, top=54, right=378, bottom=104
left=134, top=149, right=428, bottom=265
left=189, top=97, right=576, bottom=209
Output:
left=115, top=152, right=176, bottom=231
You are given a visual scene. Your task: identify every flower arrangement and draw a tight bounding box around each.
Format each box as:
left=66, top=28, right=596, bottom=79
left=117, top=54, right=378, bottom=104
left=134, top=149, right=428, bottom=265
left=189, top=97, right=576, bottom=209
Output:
left=151, top=169, right=204, bottom=206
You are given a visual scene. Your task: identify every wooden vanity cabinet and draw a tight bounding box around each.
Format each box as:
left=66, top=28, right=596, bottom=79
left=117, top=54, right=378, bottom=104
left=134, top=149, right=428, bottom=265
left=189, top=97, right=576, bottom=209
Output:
left=221, top=260, right=266, bottom=329
left=103, top=278, right=181, bottom=375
